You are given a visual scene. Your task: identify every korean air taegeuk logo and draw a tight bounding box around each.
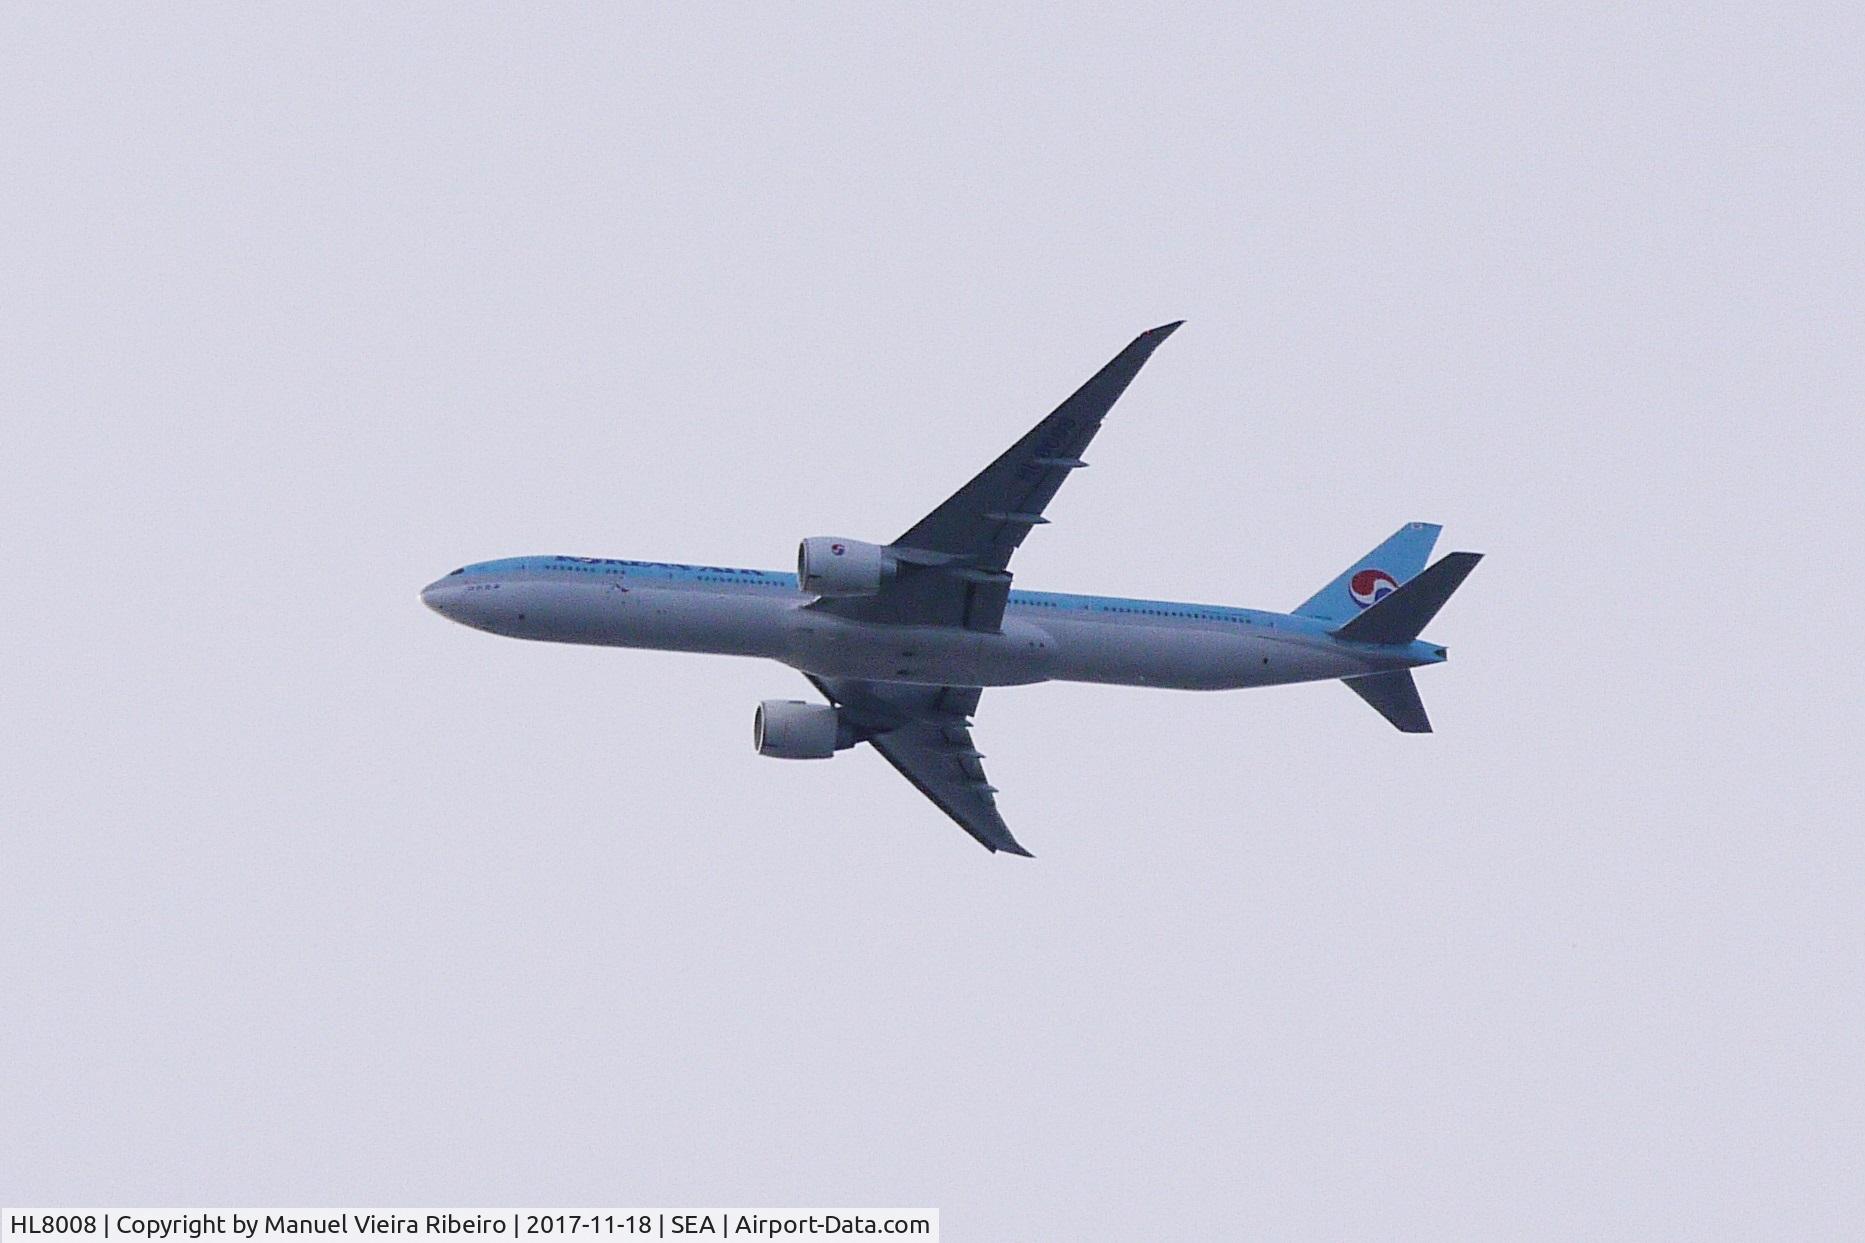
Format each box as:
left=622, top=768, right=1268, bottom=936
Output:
left=1349, top=568, right=1398, bottom=608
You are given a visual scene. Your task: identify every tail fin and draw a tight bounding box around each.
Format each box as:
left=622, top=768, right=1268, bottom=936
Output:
left=1294, top=523, right=1441, bottom=622
left=1332, top=551, right=1482, bottom=645
left=1344, top=670, right=1431, bottom=732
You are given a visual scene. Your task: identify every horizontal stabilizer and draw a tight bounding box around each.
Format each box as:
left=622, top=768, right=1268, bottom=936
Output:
left=1343, top=670, right=1431, bottom=733
left=1332, top=551, right=1482, bottom=645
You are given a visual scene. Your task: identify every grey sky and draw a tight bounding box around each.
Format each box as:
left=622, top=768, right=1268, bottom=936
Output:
left=3, top=5, right=1860, bottom=1237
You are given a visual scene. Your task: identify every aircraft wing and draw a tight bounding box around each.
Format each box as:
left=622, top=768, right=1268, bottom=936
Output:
left=812, top=322, right=1182, bottom=633
left=807, top=675, right=1030, bottom=856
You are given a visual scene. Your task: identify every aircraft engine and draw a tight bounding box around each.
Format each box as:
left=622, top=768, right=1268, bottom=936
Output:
left=797, top=536, right=893, bottom=597
left=754, top=699, right=844, bottom=759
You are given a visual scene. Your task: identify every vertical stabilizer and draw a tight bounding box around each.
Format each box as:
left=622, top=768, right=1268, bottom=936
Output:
left=1294, top=523, right=1441, bottom=622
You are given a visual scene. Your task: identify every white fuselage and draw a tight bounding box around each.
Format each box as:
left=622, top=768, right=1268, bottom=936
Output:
left=420, top=556, right=1443, bottom=691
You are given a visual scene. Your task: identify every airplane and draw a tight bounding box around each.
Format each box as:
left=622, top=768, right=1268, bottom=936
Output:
left=420, top=323, right=1481, bottom=857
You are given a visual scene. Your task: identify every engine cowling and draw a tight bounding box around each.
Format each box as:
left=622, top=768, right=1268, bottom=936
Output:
left=754, top=699, right=843, bottom=759
left=797, top=536, right=892, bottom=597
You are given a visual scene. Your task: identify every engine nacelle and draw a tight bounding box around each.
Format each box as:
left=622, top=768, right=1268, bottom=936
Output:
left=754, top=699, right=844, bottom=759
left=797, top=536, right=892, bottom=597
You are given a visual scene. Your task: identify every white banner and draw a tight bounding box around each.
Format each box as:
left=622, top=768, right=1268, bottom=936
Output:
left=1, top=1212, right=936, bottom=1242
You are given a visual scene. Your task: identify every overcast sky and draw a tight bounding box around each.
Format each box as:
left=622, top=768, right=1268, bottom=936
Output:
left=3, top=5, right=1861, bottom=1238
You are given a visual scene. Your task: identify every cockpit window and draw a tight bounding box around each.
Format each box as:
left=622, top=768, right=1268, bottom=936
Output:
left=449, top=567, right=465, bottom=576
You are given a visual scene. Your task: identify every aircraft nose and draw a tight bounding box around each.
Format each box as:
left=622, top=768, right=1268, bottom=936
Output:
left=420, top=577, right=460, bottom=615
